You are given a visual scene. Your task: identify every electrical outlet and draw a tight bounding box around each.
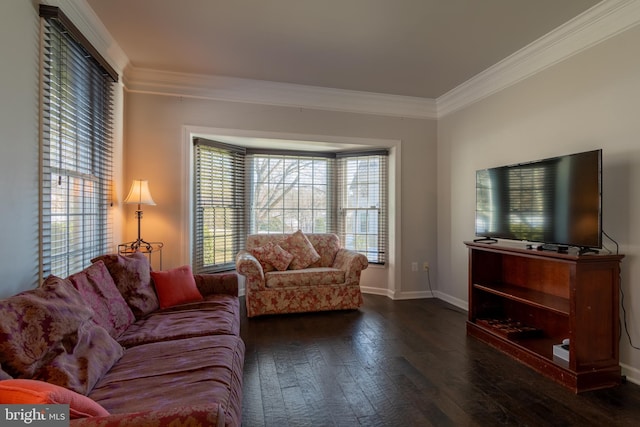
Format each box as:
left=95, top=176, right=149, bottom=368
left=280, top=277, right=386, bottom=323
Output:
left=411, top=262, right=418, bottom=272
left=423, top=262, right=429, bottom=271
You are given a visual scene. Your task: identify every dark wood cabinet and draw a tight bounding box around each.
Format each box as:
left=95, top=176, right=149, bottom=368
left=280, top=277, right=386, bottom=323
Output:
left=465, top=241, right=624, bottom=392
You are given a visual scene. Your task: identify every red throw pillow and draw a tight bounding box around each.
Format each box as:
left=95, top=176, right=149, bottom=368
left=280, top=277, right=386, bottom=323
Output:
left=151, top=265, right=204, bottom=309
left=0, top=379, right=109, bottom=419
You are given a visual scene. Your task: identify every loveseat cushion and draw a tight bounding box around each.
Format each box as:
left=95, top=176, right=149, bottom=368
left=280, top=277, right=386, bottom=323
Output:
left=92, top=253, right=159, bottom=318
left=0, top=276, right=94, bottom=378
left=116, top=294, right=240, bottom=348
left=88, top=335, right=244, bottom=427
left=68, top=260, right=135, bottom=338
left=265, top=267, right=345, bottom=289
left=0, top=379, right=110, bottom=419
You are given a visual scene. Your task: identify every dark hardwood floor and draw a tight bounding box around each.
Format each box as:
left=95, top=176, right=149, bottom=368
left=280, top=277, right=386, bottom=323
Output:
left=240, top=294, right=640, bottom=426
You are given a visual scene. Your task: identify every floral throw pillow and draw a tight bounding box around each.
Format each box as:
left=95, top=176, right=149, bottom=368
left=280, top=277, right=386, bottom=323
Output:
left=280, top=230, right=320, bottom=270
left=92, top=253, right=159, bottom=319
left=0, top=276, right=94, bottom=378
left=68, top=260, right=135, bottom=338
left=250, top=242, right=294, bottom=271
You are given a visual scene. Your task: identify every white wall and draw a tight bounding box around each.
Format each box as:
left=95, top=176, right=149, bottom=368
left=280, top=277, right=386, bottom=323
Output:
left=123, top=92, right=438, bottom=297
left=438, top=24, right=640, bottom=382
left=0, top=0, right=40, bottom=297
left=0, top=1, right=125, bottom=298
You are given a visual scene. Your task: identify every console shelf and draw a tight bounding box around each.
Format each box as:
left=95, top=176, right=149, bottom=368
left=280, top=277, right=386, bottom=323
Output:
left=465, top=241, right=624, bottom=393
left=473, top=282, right=570, bottom=315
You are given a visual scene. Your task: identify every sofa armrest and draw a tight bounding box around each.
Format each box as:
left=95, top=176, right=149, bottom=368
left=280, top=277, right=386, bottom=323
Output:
left=332, top=248, right=369, bottom=285
left=235, top=250, right=265, bottom=291
left=194, top=272, right=239, bottom=297
left=69, top=403, right=225, bottom=427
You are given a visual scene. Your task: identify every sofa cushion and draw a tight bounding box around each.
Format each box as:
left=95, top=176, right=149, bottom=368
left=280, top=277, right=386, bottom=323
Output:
left=68, top=260, right=136, bottom=338
left=151, top=265, right=204, bottom=309
left=0, top=379, right=110, bottom=419
left=88, top=335, right=244, bottom=427
left=116, top=294, right=240, bottom=348
left=280, top=230, right=321, bottom=270
left=92, top=253, right=159, bottom=319
left=0, top=276, right=94, bottom=378
left=250, top=241, right=293, bottom=272
left=265, top=267, right=345, bottom=289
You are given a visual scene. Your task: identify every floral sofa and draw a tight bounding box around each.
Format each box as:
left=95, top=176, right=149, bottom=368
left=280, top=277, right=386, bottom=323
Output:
left=236, top=231, right=368, bottom=317
left=0, top=253, right=244, bottom=427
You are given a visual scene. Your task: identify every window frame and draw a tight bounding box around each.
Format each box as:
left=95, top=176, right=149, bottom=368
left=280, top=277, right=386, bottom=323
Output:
left=191, top=140, right=388, bottom=269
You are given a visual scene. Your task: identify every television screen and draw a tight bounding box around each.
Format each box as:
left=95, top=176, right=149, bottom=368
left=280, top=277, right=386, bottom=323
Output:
left=475, top=149, right=602, bottom=249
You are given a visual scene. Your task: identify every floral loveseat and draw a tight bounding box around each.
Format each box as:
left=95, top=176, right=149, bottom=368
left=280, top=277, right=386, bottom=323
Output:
left=0, top=253, right=244, bottom=426
left=236, top=231, right=368, bottom=317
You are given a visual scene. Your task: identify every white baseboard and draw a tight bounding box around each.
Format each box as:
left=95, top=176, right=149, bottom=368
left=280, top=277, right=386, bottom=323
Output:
left=359, top=285, right=392, bottom=298
left=432, top=291, right=469, bottom=312
left=621, top=363, right=640, bottom=386
left=361, top=288, right=468, bottom=310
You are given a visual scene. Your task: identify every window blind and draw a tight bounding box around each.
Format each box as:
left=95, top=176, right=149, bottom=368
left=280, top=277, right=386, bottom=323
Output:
left=337, top=151, right=388, bottom=264
left=193, top=138, right=246, bottom=273
left=40, top=6, right=116, bottom=278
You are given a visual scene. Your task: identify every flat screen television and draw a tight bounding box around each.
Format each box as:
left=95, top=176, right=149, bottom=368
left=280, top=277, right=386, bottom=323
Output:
left=475, top=149, right=602, bottom=251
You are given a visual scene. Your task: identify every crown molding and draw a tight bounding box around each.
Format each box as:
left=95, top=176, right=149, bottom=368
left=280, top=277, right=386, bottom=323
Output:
left=124, top=67, right=438, bottom=119
left=437, top=0, right=640, bottom=117
left=42, top=0, right=129, bottom=78
left=62, top=0, right=640, bottom=119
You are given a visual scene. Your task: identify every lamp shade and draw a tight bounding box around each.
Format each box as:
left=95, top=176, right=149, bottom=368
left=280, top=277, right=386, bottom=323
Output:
left=124, top=180, right=156, bottom=206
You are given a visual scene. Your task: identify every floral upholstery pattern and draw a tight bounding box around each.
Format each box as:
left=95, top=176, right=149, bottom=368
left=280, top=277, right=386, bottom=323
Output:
left=68, top=261, right=135, bottom=338
left=265, top=267, right=345, bottom=288
left=237, top=233, right=367, bottom=317
left=92, top=253, right=159, bottom=319
left=0, top=276, right=94, bottom=378
left=280, top=230, right=321, bottom=269
left=250, top=241, right=293, bottom=271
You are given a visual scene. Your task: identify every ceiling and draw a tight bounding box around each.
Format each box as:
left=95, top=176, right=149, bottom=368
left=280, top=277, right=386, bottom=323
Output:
left=87, top=0, right=600, bottom=99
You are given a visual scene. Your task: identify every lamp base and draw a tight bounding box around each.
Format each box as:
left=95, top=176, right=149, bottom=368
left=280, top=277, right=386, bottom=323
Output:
left=121, top=238, right=155, bottom=252
left=118, top=240, right=164, bottom=269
